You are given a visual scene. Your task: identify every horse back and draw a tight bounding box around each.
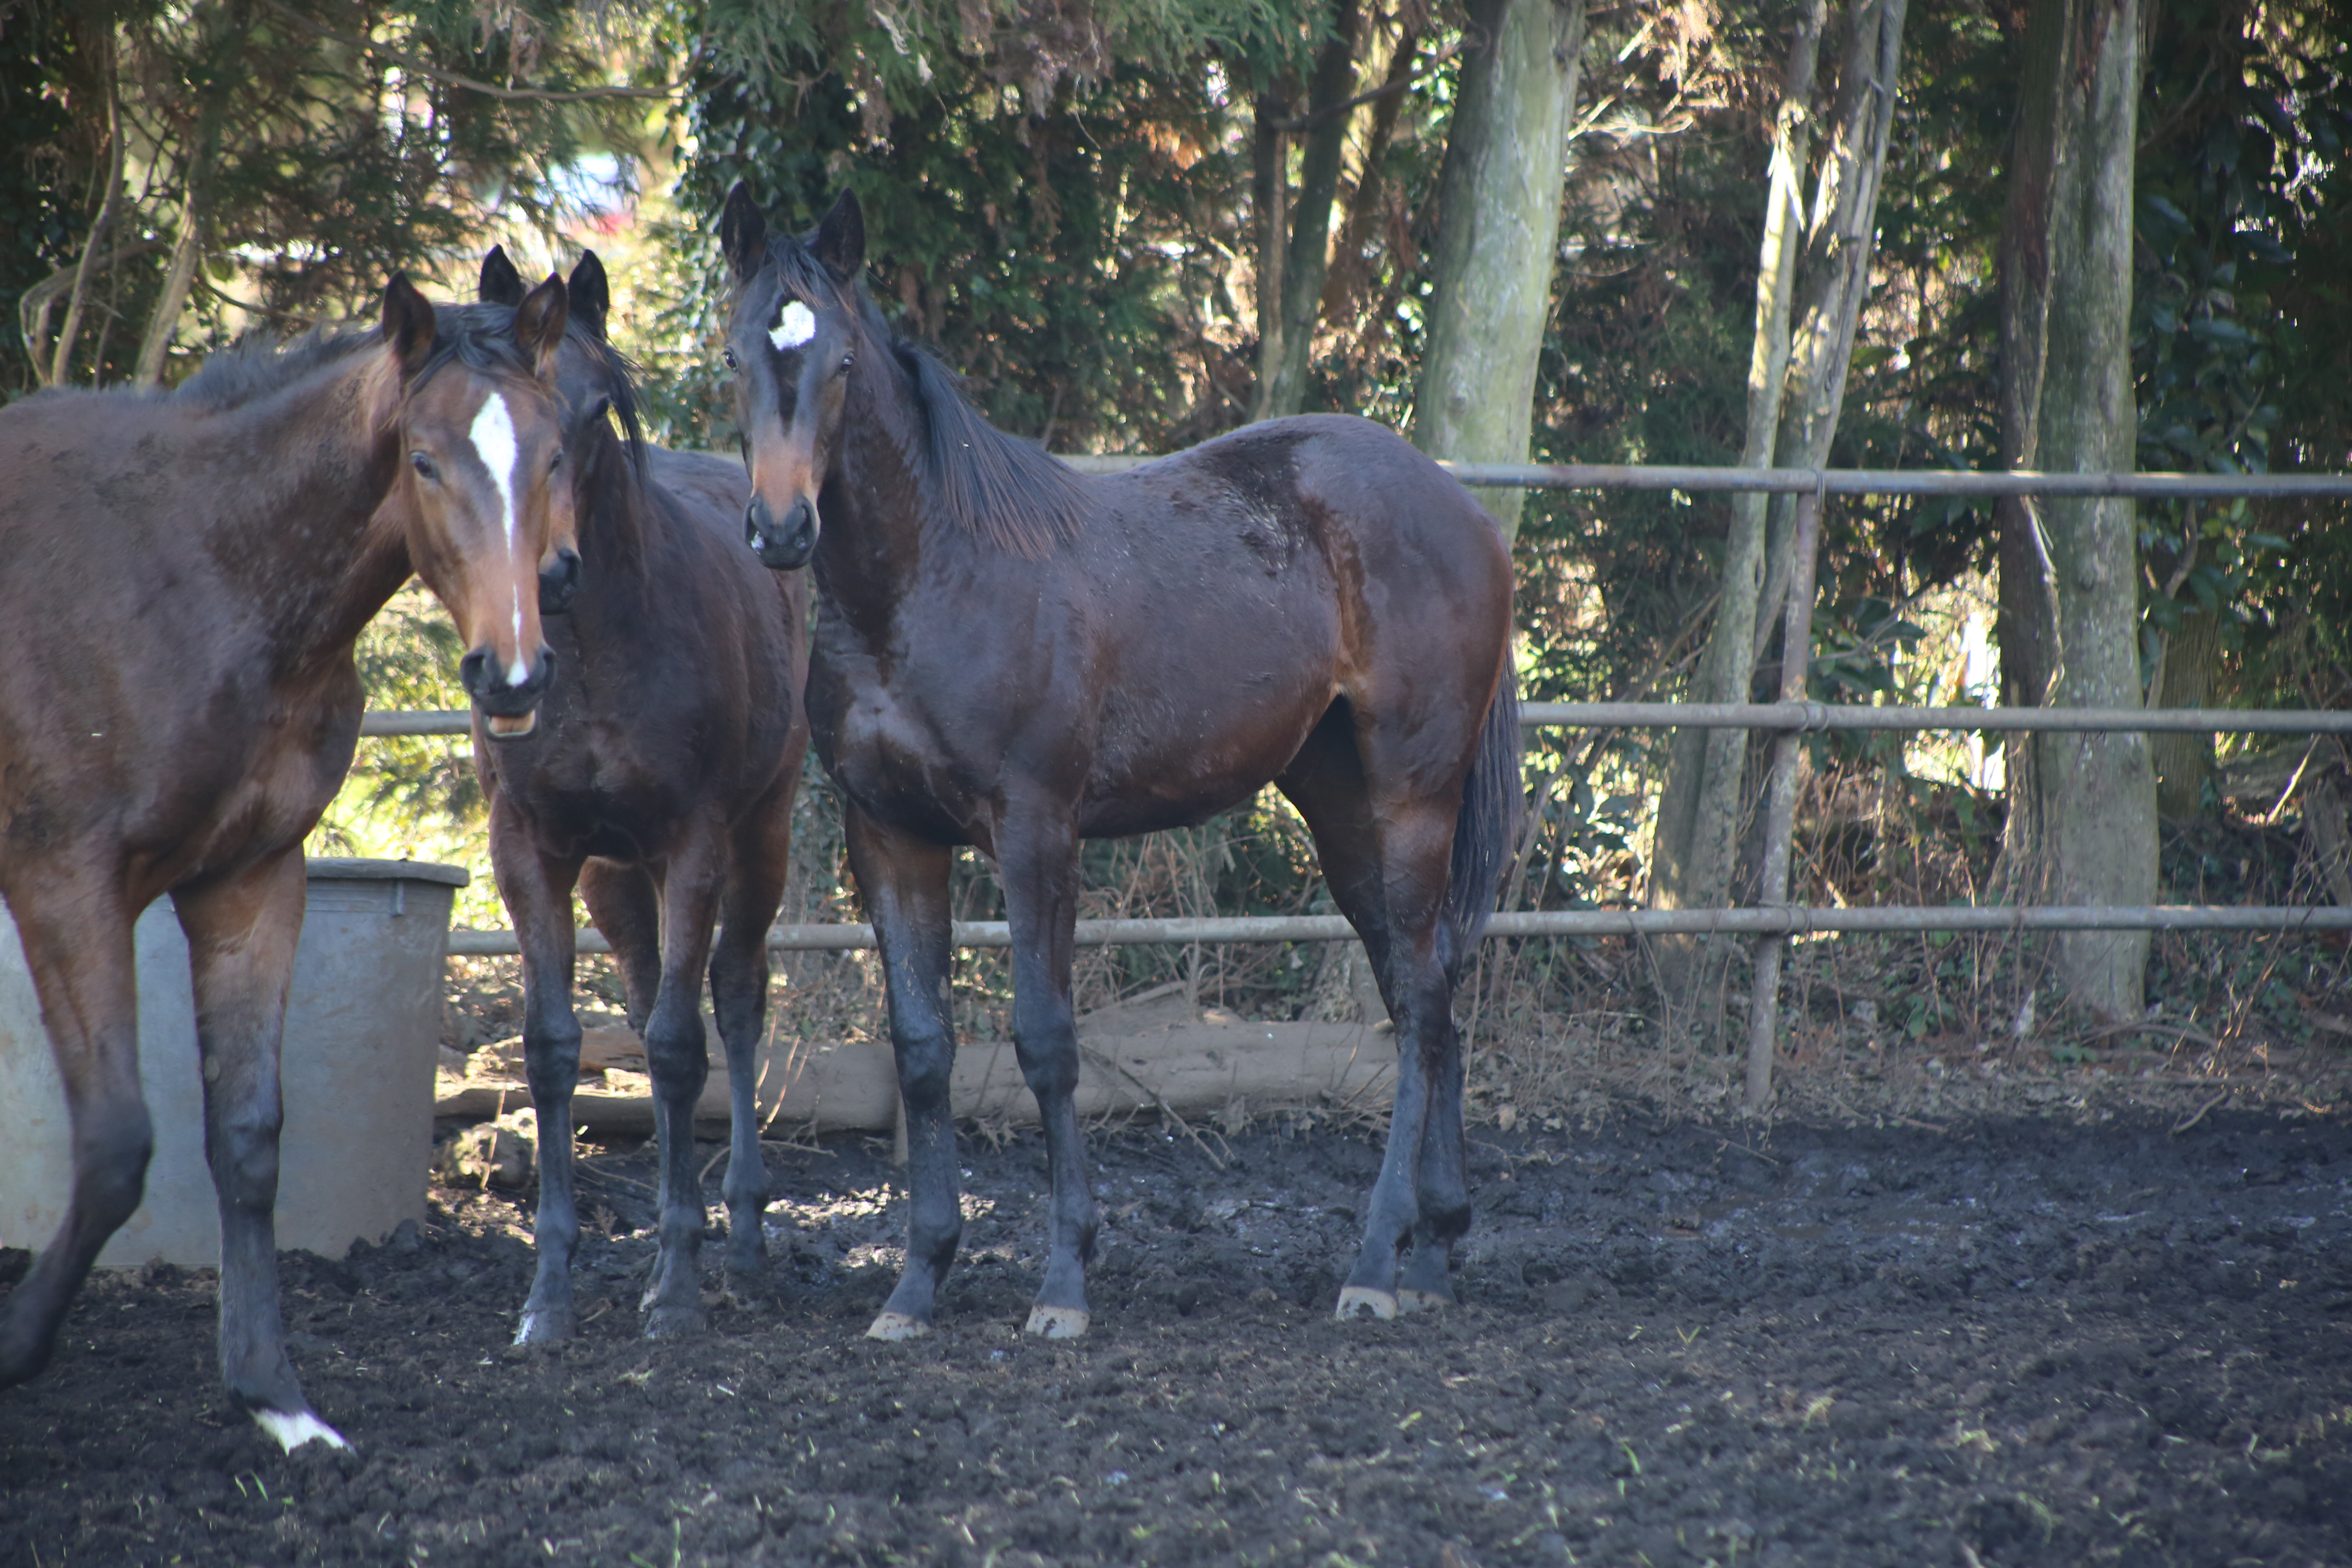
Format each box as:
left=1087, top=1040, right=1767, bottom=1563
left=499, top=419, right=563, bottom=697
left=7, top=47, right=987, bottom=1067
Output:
left=1072, top=415, right=1513, bottom=794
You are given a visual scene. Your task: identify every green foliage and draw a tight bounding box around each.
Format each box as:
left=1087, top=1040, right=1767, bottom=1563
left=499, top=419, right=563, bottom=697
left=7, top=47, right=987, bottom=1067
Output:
left=11, top=0, right=649, bottom=393
left=310, top=588, right=480, bottom=860
left=0, top=5, right=92, bottom=400
left=659, top=1, right=1347, bottom=457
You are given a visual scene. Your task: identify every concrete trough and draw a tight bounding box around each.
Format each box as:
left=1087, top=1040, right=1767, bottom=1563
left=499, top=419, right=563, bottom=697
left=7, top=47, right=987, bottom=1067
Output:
left=0, top=858, right=466, bottom=1267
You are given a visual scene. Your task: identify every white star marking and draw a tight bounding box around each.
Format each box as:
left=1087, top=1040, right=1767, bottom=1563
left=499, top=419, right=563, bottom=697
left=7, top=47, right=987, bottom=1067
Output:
left=770, top=300, right=816, bottom=352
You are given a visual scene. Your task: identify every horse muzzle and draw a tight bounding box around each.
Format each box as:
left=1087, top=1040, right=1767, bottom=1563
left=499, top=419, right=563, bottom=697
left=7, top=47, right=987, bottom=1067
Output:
left=537, top=546, right=582, bottom=615
left=461, top=645, right=556, bottom=739
left=746, top=494, right=817, bottom=571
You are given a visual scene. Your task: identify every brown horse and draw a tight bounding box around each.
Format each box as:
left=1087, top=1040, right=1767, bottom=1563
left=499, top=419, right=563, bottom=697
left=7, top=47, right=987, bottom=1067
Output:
left=717, top=185, right=1521, bottom=1339
left=0, top=274, right=577, bottom=1448
left=474, top=246, right=811, bottom=1342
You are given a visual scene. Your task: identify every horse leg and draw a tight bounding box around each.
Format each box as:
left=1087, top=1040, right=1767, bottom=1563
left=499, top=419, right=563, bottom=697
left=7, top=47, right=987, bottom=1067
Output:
left=994, top=805, right=1097, bottom=1339
left=581, top=861, right=663, bottom=1037
left=0, top=875, right=149, bottom=1391
left=706, top=780, right=795, bottom=1300
left=172, top=850, right=346, bottom=1448
left=490, top=801, right=586, bottom=1345
left=1280, top=715, right=1469, bottom=1320
left=844, top=804, right=960, bottom=1340
left=631, top=832, right=729, bottom=1339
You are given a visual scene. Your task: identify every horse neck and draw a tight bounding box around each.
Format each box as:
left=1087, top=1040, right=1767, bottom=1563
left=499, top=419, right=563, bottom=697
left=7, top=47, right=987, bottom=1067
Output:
left=575, top=431, right=653, bottom=575
left=209, top=353, right=412, bottom=673
left=815, top=359, right=950, bottom=605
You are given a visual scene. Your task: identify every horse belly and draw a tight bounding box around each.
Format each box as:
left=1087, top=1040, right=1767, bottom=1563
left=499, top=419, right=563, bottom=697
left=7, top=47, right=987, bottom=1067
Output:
left=1082, top=672, right=1332, bottom=838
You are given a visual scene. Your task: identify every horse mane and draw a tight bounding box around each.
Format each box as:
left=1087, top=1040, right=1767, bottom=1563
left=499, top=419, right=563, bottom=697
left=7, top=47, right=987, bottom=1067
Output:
left=171, top=323, right=378, bottom=409
left=893, top=334, right=1089, bottom=557
left=762, top=236, right=1088, bottom=557
left=172, top=302, right=642, bottom=435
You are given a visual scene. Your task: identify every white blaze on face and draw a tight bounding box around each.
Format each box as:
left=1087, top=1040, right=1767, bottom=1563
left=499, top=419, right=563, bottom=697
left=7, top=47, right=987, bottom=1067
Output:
left=770, top=299, right=816, bottom=352
left=463, top=390, right=534, bottom=688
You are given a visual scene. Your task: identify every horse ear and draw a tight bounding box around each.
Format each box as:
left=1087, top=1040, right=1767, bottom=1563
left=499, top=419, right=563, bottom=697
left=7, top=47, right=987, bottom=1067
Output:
left=478, top=245, right=526, bottom=307
left=382, top=272, right=437, bottom=381
left=567, top=251, right=610, bottom=340
left=720, top=182, right=768, bottom=284
left=812, top=189, right=865, bottom=283
left=512, top=274, right=570, bottom=381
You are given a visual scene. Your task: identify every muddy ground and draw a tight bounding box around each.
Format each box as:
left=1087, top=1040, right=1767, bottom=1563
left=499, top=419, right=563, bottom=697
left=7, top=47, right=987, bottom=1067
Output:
left=6, top=1088, right=2352, bottom=1568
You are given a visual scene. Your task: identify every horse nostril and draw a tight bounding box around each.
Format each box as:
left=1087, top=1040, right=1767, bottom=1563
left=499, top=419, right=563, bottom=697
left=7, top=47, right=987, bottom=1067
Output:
left=744, top=497, right=769, bottom=552
left=459, top=648, right=491, bottom=697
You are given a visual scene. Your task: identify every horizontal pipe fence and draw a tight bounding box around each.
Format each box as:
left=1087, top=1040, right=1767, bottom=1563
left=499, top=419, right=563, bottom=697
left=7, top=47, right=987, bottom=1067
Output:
left=443, top=904, right=2352, bottom=959
left=371, top=461, right=2352, bottom=1108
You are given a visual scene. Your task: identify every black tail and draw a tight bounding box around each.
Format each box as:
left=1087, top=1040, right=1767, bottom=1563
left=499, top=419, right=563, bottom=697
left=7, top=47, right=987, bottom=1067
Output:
left=1443, top=652, right=1524, bottom=985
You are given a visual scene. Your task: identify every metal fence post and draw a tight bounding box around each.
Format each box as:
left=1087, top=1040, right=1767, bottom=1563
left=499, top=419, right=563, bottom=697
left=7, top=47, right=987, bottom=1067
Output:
left=1744, top=483, right=1826, bottom=1111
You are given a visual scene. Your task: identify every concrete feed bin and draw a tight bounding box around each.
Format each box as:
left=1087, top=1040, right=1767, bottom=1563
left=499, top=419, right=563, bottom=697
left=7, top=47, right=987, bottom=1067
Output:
left=0, top=857, right=466, bottom=1267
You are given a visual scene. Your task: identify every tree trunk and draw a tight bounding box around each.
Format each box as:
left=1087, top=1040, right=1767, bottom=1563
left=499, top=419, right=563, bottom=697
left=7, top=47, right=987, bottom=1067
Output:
left=1646, top=2, right=1824, bottom=1020
left=1254, top=0, right=1363, bottom=422
left=1649, top=0, right=1909, bottom=1031
left=1322, top=18, right=1425, bottom=327
left=1993, top=0, right=2154, bottom=1022
left=1410, top=0, right=1587, bottom=544
left=132, top=2, right=254, bottom=389
left=2151, top=605, right=2220, bottom=815
left=49, top=27, right=125, bottom=386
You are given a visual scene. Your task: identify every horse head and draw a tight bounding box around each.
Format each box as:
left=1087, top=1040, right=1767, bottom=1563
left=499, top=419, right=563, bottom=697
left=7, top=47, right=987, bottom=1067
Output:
left=717, top=183, right=866, bottom=571
left=381, top=271, right=575, bottom=738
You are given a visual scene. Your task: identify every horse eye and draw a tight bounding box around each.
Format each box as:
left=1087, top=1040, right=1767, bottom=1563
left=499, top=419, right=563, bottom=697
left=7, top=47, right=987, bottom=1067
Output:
left=723, top=347, right=738, bottom=370
left=838, top=352, right=855, bottom=376
left=410, top=452, right=438, bottom=482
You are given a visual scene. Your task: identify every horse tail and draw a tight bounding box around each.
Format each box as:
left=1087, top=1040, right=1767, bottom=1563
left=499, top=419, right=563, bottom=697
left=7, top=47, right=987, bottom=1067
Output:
left=1443, top=648, right=1524, bottom=986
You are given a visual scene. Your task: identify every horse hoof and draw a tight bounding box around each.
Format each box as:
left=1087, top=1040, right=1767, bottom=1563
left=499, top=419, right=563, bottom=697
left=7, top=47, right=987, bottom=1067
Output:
left=1025, top=1305, right=1090, bottom=1339
left=643, top=1305, right=707, bottom=1339
left=866, top=1311, right=931, bottom=1342
left=1335, top=1287, right=1398, bottom=1321
left=1396, top=1288, right=1452, bottom=1314
left=514, top=1307, right=574, bottom=1345
left=253, top=1408, right=348, bottom=1453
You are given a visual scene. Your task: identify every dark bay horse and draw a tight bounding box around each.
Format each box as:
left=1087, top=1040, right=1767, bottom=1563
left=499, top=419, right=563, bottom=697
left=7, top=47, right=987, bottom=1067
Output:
left=474, top=246, right=810, bottom=1341
left=717, top=185, right=1521, bottom=1339
left=0, top=274, right=578, bottom=1448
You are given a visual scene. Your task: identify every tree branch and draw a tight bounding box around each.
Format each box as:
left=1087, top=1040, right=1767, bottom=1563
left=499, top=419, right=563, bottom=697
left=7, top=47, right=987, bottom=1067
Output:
left=257, top=0, right=677, bottom=102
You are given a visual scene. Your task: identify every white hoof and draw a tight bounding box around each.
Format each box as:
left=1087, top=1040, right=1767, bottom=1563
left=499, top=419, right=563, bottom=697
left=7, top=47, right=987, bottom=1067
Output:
left=254, top=1408, right=348, bottom=1453
left=1335, top=1286, right=1398, bottom=1321
left=1025, top=1305, right=1089, bottom=1339
left=866, top=1310, right=931, bottom=1342
left=1396, top=1288, right=1452, bottom=1314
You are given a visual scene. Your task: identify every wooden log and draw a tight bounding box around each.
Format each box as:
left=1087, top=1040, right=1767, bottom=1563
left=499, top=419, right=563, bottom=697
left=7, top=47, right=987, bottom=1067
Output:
left=434, top=995, right=1396, bottom=1135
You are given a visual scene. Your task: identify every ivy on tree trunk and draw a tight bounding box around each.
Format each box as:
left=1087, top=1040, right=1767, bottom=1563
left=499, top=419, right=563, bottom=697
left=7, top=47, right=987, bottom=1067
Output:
left=1994, top=0, right=2155, bottom=1023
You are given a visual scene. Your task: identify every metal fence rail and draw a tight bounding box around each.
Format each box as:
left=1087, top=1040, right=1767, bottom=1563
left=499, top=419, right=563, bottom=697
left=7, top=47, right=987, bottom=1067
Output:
left=442, top=903, right=2352, bottom=959
left=370, top=702, right=2352, bottom=739
left=370, top=459, right=2351, bottom=1109
left=1064, top=453, right=2352, bottom=502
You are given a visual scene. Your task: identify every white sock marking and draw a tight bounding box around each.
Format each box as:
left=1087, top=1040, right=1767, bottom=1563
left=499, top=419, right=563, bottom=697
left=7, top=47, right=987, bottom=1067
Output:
left=254, top=1408, right=348, bottom=1452
left=770, top=299, right=816, bottom=351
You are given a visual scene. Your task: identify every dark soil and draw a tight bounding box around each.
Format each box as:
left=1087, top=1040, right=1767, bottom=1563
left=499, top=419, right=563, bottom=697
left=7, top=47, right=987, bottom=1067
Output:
left=6, top=1102, right=2352, bottom=1567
